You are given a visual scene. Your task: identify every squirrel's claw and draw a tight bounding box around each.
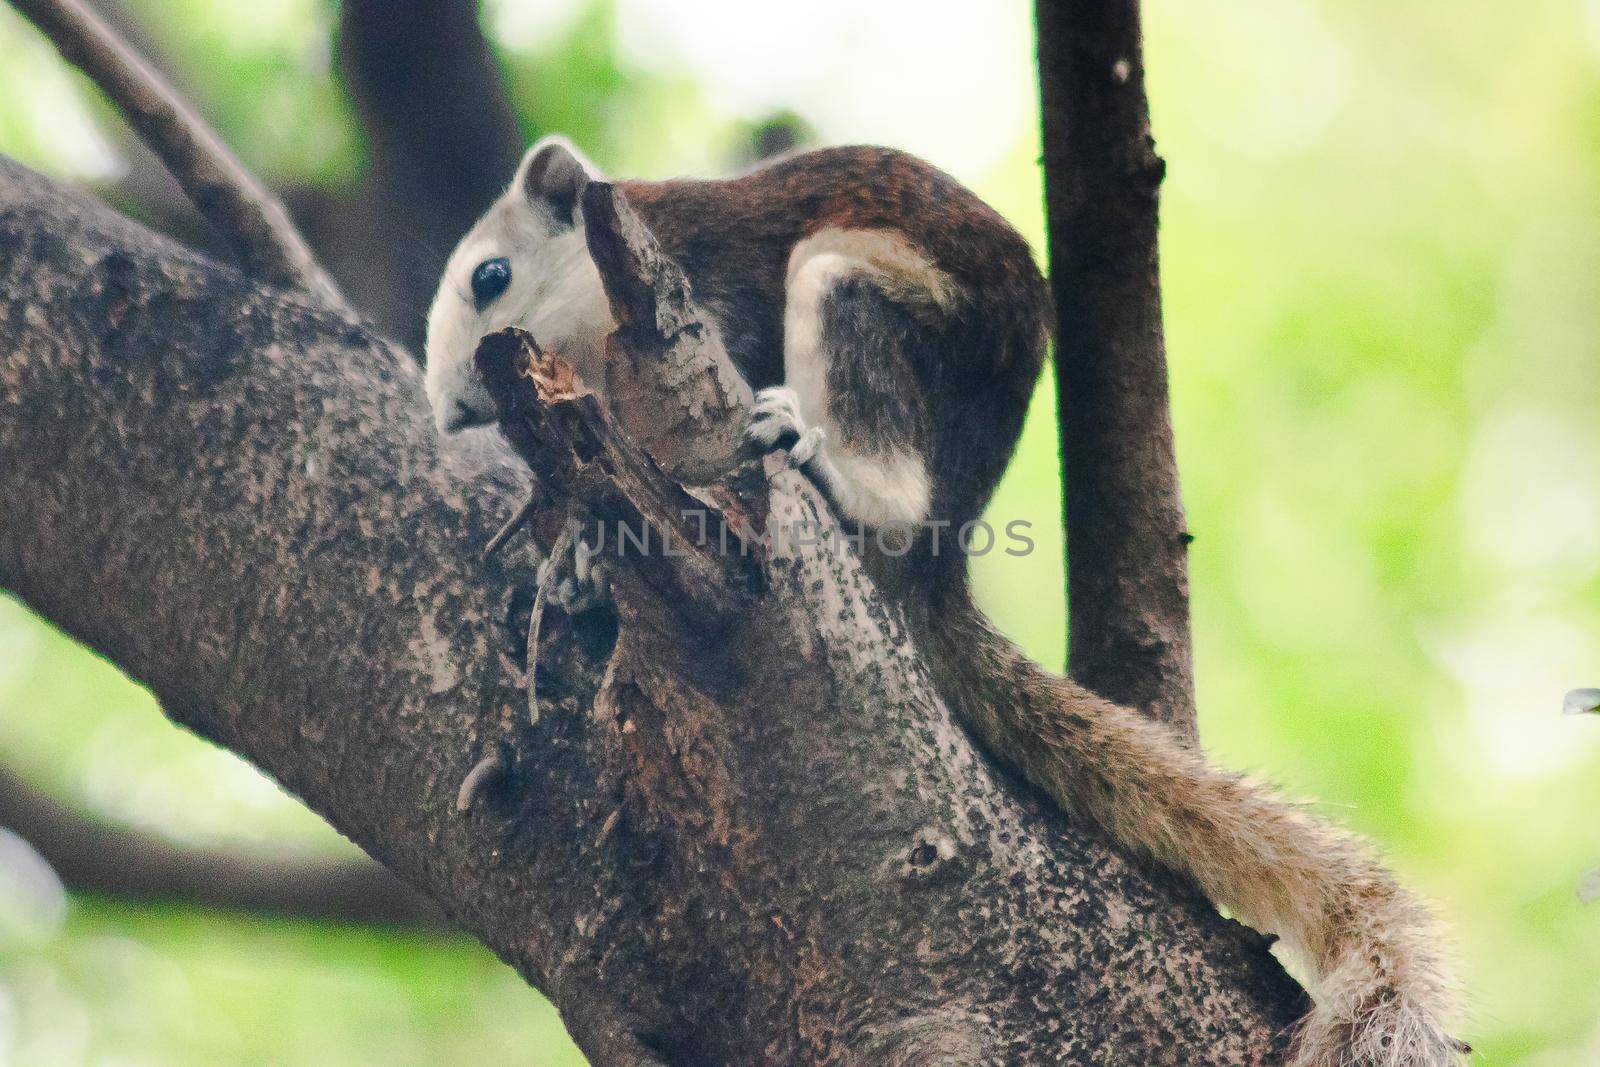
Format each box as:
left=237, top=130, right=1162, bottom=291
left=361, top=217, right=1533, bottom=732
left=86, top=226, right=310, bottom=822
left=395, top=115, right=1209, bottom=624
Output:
left=748, top=385, right=826, bottom=469
left=539, top=531, right=610, bottom=616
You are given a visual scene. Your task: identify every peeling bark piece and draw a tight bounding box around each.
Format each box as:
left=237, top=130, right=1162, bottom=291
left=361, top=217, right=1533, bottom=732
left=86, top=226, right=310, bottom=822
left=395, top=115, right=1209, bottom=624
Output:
left=581, top=181, right=754, bottom=486
left=456, top=750, right=510, bottom=813
left=484, top=492, right=542, bottom=559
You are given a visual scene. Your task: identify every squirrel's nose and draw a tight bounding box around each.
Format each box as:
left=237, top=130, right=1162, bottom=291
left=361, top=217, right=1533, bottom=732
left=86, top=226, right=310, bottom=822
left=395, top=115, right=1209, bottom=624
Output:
left=442, top=400, right=476, bottom=434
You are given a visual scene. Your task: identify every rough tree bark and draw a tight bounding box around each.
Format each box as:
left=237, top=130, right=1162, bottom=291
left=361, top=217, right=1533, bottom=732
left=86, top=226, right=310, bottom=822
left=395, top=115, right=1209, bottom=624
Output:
left=0, top=157, right=1302, bottom=1063
left=1036, top=0, right=1197, bottom=737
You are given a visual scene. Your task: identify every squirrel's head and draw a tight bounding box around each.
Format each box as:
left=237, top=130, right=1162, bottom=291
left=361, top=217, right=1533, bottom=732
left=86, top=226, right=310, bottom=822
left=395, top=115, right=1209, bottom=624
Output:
left=424, top=135, right=615, bottom=435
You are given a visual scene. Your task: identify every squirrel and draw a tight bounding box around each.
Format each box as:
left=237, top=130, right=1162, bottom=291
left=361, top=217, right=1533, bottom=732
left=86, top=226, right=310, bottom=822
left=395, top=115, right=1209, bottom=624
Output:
left=424, top=136, right=1466, bottom=1067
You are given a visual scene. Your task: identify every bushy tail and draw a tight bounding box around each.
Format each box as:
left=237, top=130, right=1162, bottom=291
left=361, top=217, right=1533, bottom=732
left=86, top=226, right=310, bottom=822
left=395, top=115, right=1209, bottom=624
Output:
left=906, top=582, right=1466, bottom=1067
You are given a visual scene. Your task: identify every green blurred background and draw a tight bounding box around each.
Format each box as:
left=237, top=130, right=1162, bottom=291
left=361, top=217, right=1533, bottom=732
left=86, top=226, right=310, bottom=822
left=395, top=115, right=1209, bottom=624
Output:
left=2, top=0, right=1597, bottom=1062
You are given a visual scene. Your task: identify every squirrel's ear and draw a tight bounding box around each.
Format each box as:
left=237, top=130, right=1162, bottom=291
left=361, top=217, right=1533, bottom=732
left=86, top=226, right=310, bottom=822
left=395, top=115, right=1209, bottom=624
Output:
left=515, top=135, right=600, bottom=227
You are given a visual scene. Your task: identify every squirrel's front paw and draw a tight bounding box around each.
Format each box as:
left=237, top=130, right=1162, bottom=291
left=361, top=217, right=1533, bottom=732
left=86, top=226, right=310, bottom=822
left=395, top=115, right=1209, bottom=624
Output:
left=538, top=535, right=610, bottom=615
left=747, top=386, right=824, bottom=467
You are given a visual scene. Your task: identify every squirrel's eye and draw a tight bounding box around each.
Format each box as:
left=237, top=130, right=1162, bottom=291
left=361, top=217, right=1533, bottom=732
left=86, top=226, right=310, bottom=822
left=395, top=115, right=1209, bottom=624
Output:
left=470, top=257, right=512, bottom=309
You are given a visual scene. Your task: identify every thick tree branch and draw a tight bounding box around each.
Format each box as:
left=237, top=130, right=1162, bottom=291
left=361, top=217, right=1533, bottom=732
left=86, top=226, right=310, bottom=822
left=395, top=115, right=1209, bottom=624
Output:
left=8, top=0, right=344, bottom=307
left=1036, top=0, right=1197, bottom=736
left=0, top=765, right=446, bottom=926
left=0, top=157, right=1300, bottom=1064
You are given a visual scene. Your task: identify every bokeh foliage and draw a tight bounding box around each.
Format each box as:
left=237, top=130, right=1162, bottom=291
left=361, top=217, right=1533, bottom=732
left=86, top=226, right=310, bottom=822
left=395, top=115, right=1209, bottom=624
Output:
left=1, top=0, right=1598, bottom=1063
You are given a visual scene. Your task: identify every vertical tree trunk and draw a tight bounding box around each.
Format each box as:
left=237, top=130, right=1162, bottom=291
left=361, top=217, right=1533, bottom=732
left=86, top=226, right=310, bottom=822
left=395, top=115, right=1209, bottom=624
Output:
left=336, top=0, right=525, bottom=350
left=1035, top=0, right=1197, bottom=737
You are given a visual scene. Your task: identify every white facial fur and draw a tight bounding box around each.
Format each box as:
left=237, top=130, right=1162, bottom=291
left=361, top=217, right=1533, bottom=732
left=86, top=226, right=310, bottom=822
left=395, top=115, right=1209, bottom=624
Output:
left=423, top=137, right=615, bottom=435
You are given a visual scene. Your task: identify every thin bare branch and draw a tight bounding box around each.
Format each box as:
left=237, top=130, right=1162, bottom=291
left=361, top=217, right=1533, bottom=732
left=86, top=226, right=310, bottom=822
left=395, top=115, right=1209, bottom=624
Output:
left=0, top=764, right=446, bottom=927
left=1035, top=0, right=1197, bottom=736
left=9, top=0, right=345, bottom=308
